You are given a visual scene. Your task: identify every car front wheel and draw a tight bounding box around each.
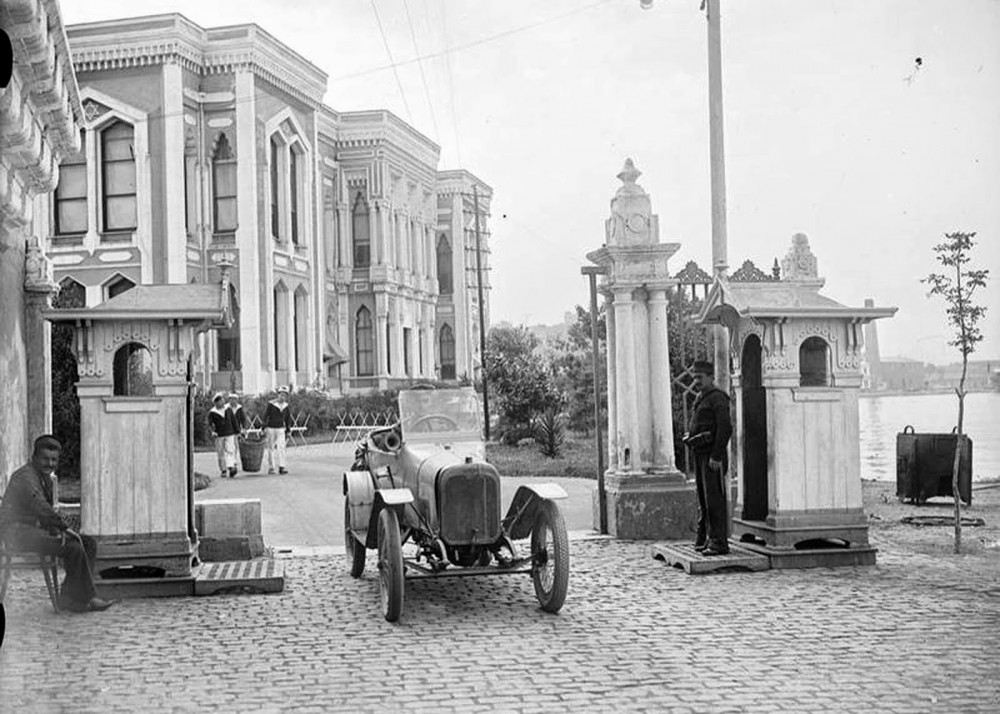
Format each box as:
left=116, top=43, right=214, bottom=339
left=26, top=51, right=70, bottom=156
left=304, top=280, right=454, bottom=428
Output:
left=377, top=508, right=404, bottom=622
left=530, top=499, right=569, bottom=613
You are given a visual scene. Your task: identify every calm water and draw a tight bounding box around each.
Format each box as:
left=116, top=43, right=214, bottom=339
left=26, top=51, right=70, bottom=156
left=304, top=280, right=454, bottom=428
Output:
left=858, top=392, right=1000, bottom=481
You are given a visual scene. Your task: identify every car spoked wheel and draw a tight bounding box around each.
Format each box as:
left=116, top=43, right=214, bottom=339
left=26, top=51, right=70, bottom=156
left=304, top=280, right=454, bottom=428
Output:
left=377, top=508, right=405, bottom=622
left=530, top=499, right=569, bottom=613
left=345, top=499, right=366, bottom=578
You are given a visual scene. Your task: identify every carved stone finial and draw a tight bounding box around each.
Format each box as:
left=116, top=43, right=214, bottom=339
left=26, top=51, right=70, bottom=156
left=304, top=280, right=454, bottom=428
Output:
left=607, top=159, right=657, bottom=246
left=24, top=236, right=57, bottom=293
left=617, top=158, right=641, bottom=186
left=781, top=232, right=820, bottom=282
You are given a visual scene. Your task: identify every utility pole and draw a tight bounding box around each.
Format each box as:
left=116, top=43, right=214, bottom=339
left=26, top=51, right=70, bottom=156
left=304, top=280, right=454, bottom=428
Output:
left=472, top=185, right=490, bottom=440
left=706, top=0, right=730, bottom=393
left=581, top=265, right=607, bottom=534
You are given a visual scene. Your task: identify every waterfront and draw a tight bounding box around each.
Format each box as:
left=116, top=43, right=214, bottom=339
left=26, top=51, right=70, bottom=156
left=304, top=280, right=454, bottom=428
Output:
left=859, top=391, right=1000, bottom=481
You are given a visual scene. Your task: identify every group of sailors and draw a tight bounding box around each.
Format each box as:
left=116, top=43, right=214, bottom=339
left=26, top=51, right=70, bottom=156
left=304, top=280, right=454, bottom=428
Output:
left=208, top=386, right=294, bottom=477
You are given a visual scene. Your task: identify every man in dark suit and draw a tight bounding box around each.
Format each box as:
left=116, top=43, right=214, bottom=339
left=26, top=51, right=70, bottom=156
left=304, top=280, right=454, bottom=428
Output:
left=0, top=435, right=114, bottom=612
left=684, top=360, right=733, bottom=556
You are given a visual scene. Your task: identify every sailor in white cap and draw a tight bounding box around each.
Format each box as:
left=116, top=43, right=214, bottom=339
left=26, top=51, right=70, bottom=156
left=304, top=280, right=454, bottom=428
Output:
left=208, top=392, right=237, bottom=478
left=263, top=386, right=292, bottom=474
left=225, top=392, right=247, bottom=476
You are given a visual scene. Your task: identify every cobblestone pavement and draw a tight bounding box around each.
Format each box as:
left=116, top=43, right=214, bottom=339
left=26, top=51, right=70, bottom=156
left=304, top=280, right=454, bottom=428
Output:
left=2, top=533, right=999, bottom=713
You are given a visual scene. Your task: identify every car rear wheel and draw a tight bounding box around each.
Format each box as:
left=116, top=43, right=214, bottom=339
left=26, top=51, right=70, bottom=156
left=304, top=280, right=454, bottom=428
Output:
left=377, top=508, right=405, bottom=622
left=530, top=499, right=569, bottom=613
left=345, top=499, right=366, bottom=578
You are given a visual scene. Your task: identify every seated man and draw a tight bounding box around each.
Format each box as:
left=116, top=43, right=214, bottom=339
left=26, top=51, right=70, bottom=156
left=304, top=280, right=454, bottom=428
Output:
left=0, top=435, right=114, bottom=613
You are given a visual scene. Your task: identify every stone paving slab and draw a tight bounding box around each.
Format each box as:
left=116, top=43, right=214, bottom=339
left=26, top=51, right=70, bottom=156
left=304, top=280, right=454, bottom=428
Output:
left=2, top=537, right=999, bottom=713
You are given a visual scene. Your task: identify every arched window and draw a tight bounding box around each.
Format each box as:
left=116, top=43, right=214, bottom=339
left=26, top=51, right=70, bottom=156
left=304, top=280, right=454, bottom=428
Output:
left=113, top=342, right=154, bottom=396
left=54, top=130, right=87, bottom=235
left=294, top=287, right=308, bottom=372
left=439, top=324, right=456, bottom=380
left=352, top=192, right=371, bottom=267
left=270, top=137, right=281, bottom=239
left=212, top=133, right=237, bottom=233
left=101, top=121, right=137, bottom=232
left=217, top=283, right=241, bottom=370
left=436, top=234, right=453, bottom=295
left=106, top=275, right=135, bottom=300
left=290, top=148, right=300, bottom=245
left=273, top=284, right=289, bottom=371
left=55, top=278, right=86, bottom=309
left=355, top=306, right=374, bottom=376
left=799, top=336, right=830, bottom=387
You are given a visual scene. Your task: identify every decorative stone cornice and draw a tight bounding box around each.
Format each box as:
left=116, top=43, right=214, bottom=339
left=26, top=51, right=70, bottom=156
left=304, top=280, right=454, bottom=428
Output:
left=436, top=169, right=493, bottom=199
left=67, top=14, right=328, bottom=108
left=0, top=0, right=83, bottom=225
left=336, top=110, right=440, bottom=172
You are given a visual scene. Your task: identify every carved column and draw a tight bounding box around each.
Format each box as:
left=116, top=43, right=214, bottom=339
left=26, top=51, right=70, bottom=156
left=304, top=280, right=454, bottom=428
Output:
left=647, top=288, right=675, bottom=471
left=612, top=288, right=638, bottom=471
left=24, top=239, right=58, bottom=439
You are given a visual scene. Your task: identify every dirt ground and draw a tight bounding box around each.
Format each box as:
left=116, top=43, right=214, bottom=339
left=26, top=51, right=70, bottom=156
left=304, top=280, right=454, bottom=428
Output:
left=863, top=478, right=1000, bottom=558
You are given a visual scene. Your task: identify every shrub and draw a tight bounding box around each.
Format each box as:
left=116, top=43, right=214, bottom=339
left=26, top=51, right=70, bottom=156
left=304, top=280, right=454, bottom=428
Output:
left=534, top=407, right=566, bottom=458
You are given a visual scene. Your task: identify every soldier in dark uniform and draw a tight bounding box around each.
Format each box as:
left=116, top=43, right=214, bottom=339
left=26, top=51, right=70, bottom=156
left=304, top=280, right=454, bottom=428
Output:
left=684, top=360, right=733, bottom=556
left=0, top=435, right=114, bottom=612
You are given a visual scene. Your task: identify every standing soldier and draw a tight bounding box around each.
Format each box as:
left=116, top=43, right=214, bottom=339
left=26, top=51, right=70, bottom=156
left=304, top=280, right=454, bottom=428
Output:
left=226, top=392, right=247, bottom=477
left=684, top=360, right=733, bottom=556
left=208, top=393, right=237, bottom=478
left=264, top=386, right=293, bottom=475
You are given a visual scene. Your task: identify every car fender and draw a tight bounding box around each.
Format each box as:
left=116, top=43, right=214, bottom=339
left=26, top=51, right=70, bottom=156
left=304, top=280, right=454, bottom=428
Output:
left=343, top=470, right=376, bottom=536
left=502, top=483, right=568, bottom=541
left=363, top=488, right=415, bottom=549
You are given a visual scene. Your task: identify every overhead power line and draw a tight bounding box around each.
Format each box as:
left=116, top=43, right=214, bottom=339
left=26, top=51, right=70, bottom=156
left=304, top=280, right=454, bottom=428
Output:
left=333, top=0, right=615, bottom=83
left=400, top=0, right=441, bottom=142
left=370, top=0, right=414, bottom=121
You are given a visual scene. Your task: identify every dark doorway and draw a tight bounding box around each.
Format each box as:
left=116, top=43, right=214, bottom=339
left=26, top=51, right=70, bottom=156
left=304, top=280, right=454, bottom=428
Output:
left=741, top=335, right=768, bottom=521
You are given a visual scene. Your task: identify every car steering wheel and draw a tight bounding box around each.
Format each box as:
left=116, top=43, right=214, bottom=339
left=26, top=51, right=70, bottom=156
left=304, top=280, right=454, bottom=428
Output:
left=408, top=414, right=460, bottom=433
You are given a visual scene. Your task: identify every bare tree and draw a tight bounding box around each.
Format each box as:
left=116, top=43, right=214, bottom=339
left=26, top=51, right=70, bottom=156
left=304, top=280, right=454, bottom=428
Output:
left=922, top=232, right=989, bottom=553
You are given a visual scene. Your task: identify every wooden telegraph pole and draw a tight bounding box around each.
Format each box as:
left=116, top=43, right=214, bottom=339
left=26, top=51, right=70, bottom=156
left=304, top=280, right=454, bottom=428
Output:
left=472, top=185, right=490, bottom=440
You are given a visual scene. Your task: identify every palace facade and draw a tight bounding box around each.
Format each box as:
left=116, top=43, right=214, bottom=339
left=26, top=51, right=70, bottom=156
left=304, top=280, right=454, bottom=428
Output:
left=37, top=14, right=492, bottom=395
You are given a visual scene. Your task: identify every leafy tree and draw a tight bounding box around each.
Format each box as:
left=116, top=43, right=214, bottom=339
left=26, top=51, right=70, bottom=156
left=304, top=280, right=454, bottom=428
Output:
left=484, top=325, right=558, bottom=444
left=51, top=283, right=85, bottom=479
left=923, top=231, right=989, bottom=553
left=667, top=289, right=713, bottom=472
left=548, top=305, right=606, bottom=434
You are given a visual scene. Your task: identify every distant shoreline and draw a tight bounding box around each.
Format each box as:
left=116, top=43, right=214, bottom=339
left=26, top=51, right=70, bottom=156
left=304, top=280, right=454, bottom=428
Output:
left=859, top=388, right=997, bottom=399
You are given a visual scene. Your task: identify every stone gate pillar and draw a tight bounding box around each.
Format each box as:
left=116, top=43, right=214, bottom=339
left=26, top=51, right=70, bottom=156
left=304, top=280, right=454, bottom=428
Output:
left=587, top=160, right=696, bottom=539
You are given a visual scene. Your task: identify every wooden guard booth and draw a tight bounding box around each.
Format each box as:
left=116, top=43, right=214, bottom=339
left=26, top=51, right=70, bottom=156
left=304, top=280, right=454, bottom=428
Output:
left=696, top=235, right=896, bottom=568
left=46, top=274, right=231, bottom=579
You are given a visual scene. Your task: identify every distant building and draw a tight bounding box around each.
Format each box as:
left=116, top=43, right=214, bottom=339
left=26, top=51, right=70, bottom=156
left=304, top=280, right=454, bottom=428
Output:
left=38, top=14, right=492, bottom=395
left=861, top=298, right=882, bottom=389
left=878, top=357, right=926, bottom=392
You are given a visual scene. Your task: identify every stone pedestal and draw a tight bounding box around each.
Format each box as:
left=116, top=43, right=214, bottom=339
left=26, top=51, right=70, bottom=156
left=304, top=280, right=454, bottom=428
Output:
left=596, top=472, right=697, bottom=540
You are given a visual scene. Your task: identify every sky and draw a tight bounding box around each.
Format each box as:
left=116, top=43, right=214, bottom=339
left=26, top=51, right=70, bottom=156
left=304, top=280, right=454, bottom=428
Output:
left=62, top=0, right=1000, bottom=365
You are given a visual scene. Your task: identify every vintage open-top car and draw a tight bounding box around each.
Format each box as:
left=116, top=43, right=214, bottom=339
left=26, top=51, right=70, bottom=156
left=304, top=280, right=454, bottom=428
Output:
left=342, top=387, right=570, bottom=622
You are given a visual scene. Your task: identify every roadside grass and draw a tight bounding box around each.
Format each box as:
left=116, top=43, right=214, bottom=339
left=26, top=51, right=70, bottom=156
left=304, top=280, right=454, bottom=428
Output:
left=486, top=433, right=600, bottom=480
